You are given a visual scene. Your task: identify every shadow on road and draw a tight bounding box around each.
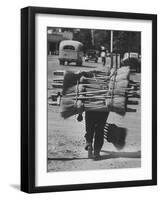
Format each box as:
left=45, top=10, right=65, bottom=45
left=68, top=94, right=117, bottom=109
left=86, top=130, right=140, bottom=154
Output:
left=100, top=150, right=141, bottom=160
left=48, top=150, right=141, bottom=161
left=48, top=157, right=89, bottom=161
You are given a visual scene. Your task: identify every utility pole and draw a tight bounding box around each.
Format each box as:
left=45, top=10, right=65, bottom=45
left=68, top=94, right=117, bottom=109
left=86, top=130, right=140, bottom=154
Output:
left=110, top=30, right=113, bottom=68
left=91, top=29, right=94, bottom=47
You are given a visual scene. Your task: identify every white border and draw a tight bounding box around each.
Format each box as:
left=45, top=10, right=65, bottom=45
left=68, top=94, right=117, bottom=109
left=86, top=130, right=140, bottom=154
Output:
left=35, top=14, right=152, bottom=186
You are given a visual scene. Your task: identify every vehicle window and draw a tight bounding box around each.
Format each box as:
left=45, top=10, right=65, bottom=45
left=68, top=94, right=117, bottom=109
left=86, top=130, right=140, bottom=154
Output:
left=63, top=45, right=75, bottom=50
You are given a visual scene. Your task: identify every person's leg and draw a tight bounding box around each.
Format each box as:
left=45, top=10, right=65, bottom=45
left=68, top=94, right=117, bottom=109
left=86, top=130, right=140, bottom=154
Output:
left=102, top=57, right=104, bottom=65
left=94, top=123, right=105, bottom=157
left=93, top=112, right=109, bottom=158
left=84, top=112, right=95, bottom=150
left=102, top=57, right=106, bottom=66
left=104, top=57, right=106, bottom=65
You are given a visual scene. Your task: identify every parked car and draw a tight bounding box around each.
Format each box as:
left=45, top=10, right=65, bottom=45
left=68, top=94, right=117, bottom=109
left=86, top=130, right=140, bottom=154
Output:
left=121, top=52, right=141, bottom=73
left=59, top=40, right=83, bottom=66
left=84, top=50, right=98, bottom=63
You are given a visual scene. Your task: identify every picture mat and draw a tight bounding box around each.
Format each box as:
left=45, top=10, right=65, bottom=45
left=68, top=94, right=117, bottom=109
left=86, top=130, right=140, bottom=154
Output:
left=35, top=14, right=152, bottom=187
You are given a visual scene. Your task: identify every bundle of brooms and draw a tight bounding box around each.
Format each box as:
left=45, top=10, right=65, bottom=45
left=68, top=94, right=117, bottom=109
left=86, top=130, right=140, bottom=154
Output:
left=61, top=66, right=139, bottom=119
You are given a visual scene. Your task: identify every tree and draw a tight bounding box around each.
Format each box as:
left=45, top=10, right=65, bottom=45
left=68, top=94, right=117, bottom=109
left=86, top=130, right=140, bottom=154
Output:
left=113, top=31, right=141, bottom=56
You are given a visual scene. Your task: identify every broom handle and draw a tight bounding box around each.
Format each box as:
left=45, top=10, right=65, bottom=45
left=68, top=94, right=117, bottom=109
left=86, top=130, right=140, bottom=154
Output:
left=80, top=77, right=106, bottom=84
left=64, top=94, right=129, bottom=100
left=93, top=76, right=110, bottom=80
left=64, top=87, right=137, bottom=97
left=68, top=95, right=112, bottom=100
left=65, top=89, right=108, bottom=96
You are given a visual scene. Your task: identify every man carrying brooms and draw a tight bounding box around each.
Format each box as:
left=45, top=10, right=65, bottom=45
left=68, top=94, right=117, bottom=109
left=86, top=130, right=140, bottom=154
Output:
left=61, top=67, right=132, bottom=160
left=61, top=70, right=110, bottom=160
left=78, top=71, right=109, bottom=160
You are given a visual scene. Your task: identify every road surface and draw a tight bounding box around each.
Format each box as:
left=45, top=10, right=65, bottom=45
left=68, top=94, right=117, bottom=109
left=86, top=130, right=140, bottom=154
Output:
left=47, top=56, right=141, bottom=172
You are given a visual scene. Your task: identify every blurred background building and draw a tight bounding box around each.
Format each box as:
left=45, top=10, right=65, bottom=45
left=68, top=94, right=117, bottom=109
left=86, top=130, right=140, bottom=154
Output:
left=47, top=28, right=73, bottom=55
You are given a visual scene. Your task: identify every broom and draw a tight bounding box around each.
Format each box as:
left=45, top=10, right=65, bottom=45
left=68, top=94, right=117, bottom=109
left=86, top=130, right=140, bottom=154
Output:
left=61, top=95, right=127, bottom=117
left=110, top=66, right=130, bottom=76
left=62, top=67, right=130, bottom=94
left=80, top=76, right=106, bottom=84
left=60, top=66, right=135, bottom=119
left=65, top=79, right=130, bottom=95
left=84, top=96, right=127, bottom=115
left=61, top=91, right=136, bottom=118
left=64, top=83, right=106, bottom=94
left=79, top=76, right=130, bottom=88
left=62, top=71, right=80, bottom=95
left=60, top=98, right=84, bottom=119
left=93, top=73, right=129, bottom=82
left=109, top=80, right=129, bottom=89
left=61, top=80, right=85, bottom=119
left=104, top=123, right=127, bottom=150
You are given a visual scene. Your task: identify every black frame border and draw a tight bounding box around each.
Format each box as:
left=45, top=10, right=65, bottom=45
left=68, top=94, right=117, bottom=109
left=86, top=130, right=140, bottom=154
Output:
left=21, top=6, right=157, bottom=193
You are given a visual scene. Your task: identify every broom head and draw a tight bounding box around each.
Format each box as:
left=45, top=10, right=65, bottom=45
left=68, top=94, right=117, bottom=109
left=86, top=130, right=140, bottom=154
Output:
left=104, top=123, right=127, bottom=150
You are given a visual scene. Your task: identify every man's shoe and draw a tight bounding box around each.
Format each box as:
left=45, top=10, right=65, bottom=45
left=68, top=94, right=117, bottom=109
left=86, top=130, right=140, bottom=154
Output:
left=93, top=151, right=101, bottom=161
left=87, top=146, right=93, bottom=159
